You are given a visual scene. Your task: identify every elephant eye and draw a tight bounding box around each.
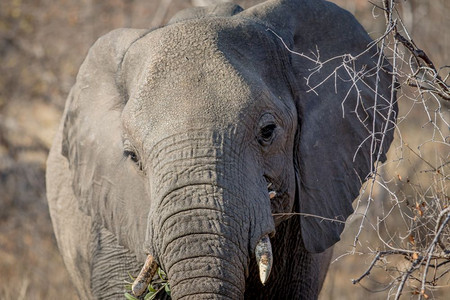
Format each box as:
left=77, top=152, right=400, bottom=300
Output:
left=258, top=123, right=277, bottom=146
left=124, top=150, right=139, bottom=163
left=123, top=140, right=144, bottom=172
left=257, top=113, right=278, bottom=146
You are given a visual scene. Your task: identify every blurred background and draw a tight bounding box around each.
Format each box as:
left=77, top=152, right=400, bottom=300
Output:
left=0, top=0, right=448, bottom=299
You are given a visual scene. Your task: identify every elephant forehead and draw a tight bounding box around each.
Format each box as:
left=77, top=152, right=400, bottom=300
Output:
left=138, top=17, right=268, bottom=75
left=122, top=19, right=267, bottom=140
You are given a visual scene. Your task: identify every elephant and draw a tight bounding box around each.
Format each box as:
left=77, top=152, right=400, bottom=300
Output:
left=46, top=0, right=397, bottom=299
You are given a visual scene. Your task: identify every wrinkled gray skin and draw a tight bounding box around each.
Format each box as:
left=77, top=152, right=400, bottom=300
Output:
left=46, top=0, right=397, bottom=299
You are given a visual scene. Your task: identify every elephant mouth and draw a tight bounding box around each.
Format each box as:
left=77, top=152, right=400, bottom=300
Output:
left=267, top=182, right=277, bottom=200
left=265, top=175, right=289, bottom=213
left=265, top=176, right=279, bottom=199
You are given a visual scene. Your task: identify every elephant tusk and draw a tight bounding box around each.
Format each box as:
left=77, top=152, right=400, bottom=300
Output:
left=255, top=235, right=273, bottom=285
left=132, top=254, right=159, bottom=296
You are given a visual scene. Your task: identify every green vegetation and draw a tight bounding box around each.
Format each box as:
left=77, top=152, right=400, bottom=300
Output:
left=124, top=268, right=171, bottom=300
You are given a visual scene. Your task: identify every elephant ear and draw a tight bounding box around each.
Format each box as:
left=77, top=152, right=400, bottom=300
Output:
left=243, top=0, right=397, bottom=252
left=62, top=28, right=151, bottom=256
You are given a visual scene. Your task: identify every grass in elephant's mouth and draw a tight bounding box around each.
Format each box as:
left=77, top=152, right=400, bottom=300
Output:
left=124, top=268, right=171, bottom=300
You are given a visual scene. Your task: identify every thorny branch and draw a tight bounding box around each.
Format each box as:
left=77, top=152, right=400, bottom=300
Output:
left=350, top=2, right=450, bottom=297
left=271, top=212, right=346, bottom=224
left=270, top=0, right=450, bottom=298
left=353, top=212, right=450, bottom=299
left=271, top=1, right=449, bottom=298
left=381, top=0, right=450, bottom=101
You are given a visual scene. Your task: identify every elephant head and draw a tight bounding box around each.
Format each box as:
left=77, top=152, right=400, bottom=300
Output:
left=55, top=0, right=397, bottom=298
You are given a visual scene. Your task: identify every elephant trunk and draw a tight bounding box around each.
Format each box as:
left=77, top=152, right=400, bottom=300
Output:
left=153, top=185, right=248, bottom=299
left=142, top=132, right=275, bottom=299
left=165, top=235, right=246, bottom=299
